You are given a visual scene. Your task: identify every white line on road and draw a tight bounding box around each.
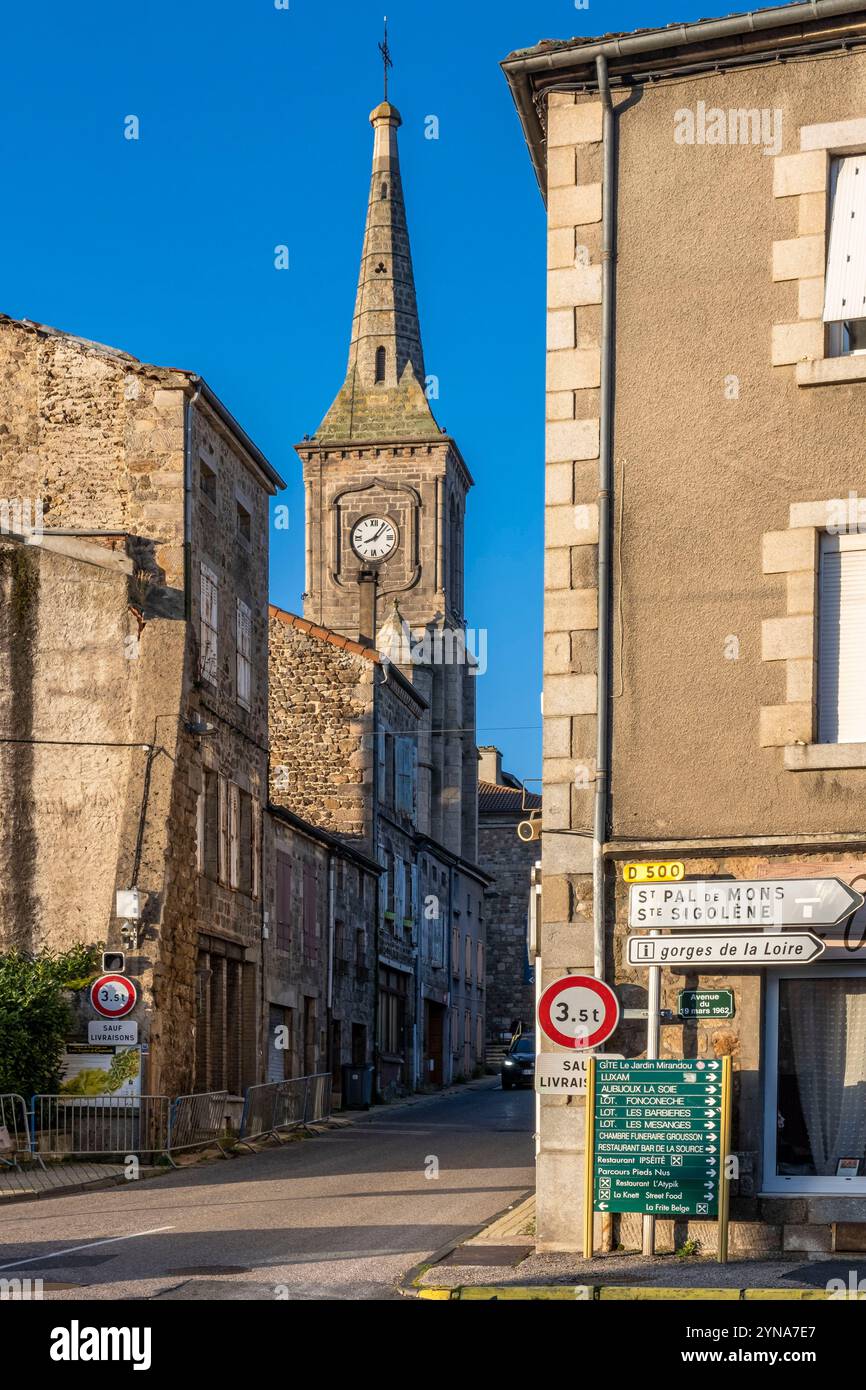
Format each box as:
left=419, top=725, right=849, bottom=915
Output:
left=0, top=1225, right=175, bottom=1271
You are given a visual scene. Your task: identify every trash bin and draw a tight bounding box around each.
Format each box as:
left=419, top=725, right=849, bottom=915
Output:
left=342, top=1062, right=374, bottom=1110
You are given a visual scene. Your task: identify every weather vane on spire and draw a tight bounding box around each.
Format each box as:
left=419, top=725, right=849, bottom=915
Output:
left=379, top=16, right=393, bottom=101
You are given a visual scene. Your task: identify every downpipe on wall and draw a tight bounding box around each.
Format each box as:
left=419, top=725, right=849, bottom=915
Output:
left=593, top=55, right=615, bottom=987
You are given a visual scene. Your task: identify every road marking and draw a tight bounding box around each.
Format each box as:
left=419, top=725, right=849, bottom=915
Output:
left=0, top=1225, right=175, bottom=1271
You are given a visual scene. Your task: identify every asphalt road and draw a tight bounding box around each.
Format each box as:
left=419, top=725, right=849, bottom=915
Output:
left=0, top=1079, right=534, bottom=1300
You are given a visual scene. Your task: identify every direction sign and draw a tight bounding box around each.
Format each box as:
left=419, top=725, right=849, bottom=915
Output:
left=627, top=932, right=825, bottom=967
left=537, top=975, right=620, bottom=1050
left=629, top=877, right=863, bottom=929
left=90, top=974, right=137, bottom=1019
left=678, top=989, right=734, bottom=1019
left=591, top=1058, right=726, bottom=1217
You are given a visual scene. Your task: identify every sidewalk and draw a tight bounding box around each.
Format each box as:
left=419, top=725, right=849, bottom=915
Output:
left=0, top=1161, right=163, bottom=1202
left=0, top=1077, right=497, bottom=1204
left=413, top=1195, right=866, bottom=1300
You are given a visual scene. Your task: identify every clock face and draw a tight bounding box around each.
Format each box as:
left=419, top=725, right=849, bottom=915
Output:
left=350, top=514, right=398, bottom=562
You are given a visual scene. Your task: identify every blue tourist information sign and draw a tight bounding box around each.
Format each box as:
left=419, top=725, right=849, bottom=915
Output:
left=589, top=1058, right=729, bottom=1219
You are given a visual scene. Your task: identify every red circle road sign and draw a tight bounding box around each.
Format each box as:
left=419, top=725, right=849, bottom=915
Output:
left=90, top=974, right=137, bottom=1019
left=537, top=975, right=620, bottom=1049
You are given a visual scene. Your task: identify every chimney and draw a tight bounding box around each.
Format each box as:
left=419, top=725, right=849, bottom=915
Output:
left=477, top=745, right=503, bottom=785
left=357, top=570, right=378, bottom=646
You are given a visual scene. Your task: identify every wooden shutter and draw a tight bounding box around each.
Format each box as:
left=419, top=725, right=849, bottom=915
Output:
left=276, top=852, right=292, bottom=951
left=818, top=533, right=866, bottom=743
left=236, top=599, right=252, bottom=709
left=200, top=563, right=219, bottom=684
left=824, top=156, right=866, bottom=323
left=218, top=775, right=229, bottom=884
left=228, top=783, right=240, bottom=888
left=303, top=864, right=317, bottom=963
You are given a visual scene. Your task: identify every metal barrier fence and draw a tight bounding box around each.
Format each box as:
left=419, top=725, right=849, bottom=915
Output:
left=30, top=1094, right=171, bottom=1159
left=0, top=1094, right=38, bottom=1168
left=239, top=1073, right=331, bottom=1143
left=167, top=1091, right=229, bottom=1160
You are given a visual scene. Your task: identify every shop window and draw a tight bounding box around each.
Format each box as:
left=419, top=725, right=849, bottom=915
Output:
left=763, top=969, right=866, bottom=1192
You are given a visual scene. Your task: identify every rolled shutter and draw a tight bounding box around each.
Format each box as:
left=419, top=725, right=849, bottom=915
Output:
left=823, top=156, right=866, bottom=323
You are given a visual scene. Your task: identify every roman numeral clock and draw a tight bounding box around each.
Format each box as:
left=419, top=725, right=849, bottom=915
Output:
left=351, top=514, right=398, bottom=562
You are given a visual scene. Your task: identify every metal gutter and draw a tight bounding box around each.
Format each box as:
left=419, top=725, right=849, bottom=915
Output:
left=191, top=377, right=287, bottom=493
left=593, top=53, right=615, bottom=985
left=501, top=0, right=866, bottom=198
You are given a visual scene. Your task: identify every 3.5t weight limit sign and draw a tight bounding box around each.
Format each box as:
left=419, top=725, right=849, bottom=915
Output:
left=90, top=974, right=137, bottom=1019
left=537, top=975, right=620, bottom=1049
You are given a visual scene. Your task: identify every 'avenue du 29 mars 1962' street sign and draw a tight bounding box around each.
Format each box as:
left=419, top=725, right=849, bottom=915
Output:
left=628, top=878, right=863, bottom=929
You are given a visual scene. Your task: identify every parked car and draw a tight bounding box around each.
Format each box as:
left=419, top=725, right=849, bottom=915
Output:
left=500, top=1033, right=535, bottom=1089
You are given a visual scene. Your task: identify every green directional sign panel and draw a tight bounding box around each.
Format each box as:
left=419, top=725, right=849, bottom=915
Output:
left=678, top=989, right=735, bottom=1019
left=591, top=1058, right=724, bottom=1217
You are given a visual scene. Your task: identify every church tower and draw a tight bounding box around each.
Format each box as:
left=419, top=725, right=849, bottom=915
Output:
left=297, top=95, right=477, bottom=862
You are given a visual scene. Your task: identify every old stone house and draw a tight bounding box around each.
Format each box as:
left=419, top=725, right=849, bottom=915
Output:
left=503, top=1, right=866, bottom=1256
left=264, top=802, right=379, bottom=1104
left=0, top=313, right=285, bottom=1099
left=477, top=745, right=540, bottom=1049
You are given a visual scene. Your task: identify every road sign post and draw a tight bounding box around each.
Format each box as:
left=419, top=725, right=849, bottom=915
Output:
left=583, top=1054, right=597, bottom=1259
left=718, top=1055, right=732, bottom=1264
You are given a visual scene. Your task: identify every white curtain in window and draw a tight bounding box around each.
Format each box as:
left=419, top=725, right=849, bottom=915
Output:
left=786, top=978, right=866, bottom=1175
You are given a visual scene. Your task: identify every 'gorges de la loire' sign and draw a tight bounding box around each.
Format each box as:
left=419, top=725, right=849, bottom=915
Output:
left=628, top=877, right=863, bottom=929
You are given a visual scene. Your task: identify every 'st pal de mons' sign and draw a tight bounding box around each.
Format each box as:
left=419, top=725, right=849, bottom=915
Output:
left=628, top=878, right=863, bottom=929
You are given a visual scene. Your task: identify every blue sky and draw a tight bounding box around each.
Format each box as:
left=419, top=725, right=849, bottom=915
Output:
left=1, top=0, right=762, bottom=786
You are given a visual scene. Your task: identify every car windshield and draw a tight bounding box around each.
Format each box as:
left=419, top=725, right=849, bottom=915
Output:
left=511, top=1037, right=535, bottom=1057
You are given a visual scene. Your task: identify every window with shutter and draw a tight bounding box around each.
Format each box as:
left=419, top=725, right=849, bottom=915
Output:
left=275, top=851, right=292, bottom=952
left=239, top=790, right=253, bottom=895
left=229, top=783, right=241, bottom=889
left=303, top=864, right=318, bottom=963
left=824, top=155, right=866, bottom=354
left=818, top=532, right=866, bottom=743
left=201, top=768, right=220, bottom=880
left=200, top=563, right=219, bottom=685
left=236, top=599, right=252, bottom=709
left=218, top=775, right=229, bottom=884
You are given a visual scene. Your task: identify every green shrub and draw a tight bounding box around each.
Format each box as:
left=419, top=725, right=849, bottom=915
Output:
left=0, top=944, right=102, bottom=1097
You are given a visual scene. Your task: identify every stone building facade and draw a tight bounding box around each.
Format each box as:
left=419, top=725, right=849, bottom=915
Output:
left=268, top=604, right=488, bottom=1095
left=0, top=314, right=283, bottom=1099
left=264, top=803, right=379, bottom=1104
left=477, top=746, right=539, bottom=1046
left=503, top=1, right=866, bottom=1255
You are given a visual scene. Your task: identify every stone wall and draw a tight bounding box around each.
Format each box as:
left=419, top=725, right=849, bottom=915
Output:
left=269, top=609, right=374, bottom=847
left=478, top=817, right=536, bottom=1040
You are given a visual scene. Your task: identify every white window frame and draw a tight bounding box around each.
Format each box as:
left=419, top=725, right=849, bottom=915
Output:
left=200, top=562, right=219, bottom=686
left=824, top=154, right=866, bottom=357
left=236, top=598, right=252, bottom=711
left=762, top=965, right=866, bottom=1194
left=817, top=531, right=866, bottom=745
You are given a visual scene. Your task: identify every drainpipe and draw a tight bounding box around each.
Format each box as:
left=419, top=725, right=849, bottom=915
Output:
left=183, top=383, right=202, bottom=623
left=593, top=54, right=616, bottom=985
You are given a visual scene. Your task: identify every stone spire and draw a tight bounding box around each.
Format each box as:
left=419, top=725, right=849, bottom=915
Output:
left=315, top=102, right=441, bottom=442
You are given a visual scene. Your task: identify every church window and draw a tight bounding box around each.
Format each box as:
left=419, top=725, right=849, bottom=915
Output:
left=375, top=345, right=386, bottom=382
left=380, top=181, right=388, bottom=199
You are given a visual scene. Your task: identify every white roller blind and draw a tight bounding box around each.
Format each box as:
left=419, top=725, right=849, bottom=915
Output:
left=818, top=534, right=866, bottom=743
left=823, top=155, right=866, bottom=323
